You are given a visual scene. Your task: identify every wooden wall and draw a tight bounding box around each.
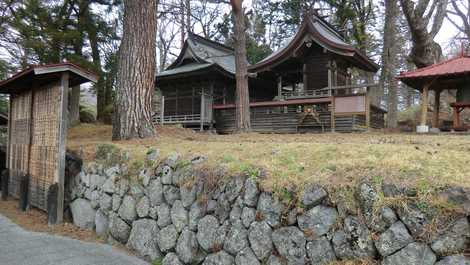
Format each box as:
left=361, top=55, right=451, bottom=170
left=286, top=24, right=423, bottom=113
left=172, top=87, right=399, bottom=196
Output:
left=304, top=50, right=329, bottom=90
left=335, top=96, right=366, bottom=113
left=160, top=78, right=235, bottom=116
left=215, top=104, right=369, bottom=134
left=370, top=106, right=386, bottom=129
left=160, top=86, right=202, bottom=116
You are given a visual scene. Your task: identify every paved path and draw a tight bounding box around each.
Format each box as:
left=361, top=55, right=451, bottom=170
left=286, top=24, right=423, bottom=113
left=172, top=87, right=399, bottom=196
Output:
left=0, top=214, right=149, bottom=265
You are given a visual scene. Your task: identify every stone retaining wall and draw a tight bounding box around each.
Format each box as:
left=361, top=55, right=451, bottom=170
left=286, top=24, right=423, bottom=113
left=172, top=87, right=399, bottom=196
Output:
left=68, top=152, right=470, bottom=265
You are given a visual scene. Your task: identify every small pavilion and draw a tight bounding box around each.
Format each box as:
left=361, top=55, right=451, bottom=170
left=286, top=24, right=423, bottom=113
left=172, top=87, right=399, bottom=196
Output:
left=397, top=54, right=470, bottom=132
left=0, top=63, right=97, bottom=224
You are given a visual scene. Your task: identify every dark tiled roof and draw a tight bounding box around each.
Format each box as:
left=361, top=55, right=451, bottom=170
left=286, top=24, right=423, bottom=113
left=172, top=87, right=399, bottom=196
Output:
left=157, top=34, right=235, bottom=78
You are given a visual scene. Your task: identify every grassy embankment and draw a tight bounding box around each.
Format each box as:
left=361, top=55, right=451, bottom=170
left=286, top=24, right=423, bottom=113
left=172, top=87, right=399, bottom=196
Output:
left=68, top=124, right=470, bottom=195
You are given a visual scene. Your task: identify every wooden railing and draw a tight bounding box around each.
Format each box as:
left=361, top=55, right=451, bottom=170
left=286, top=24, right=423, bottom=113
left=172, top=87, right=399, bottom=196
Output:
left=281, top=83, right=378, bottom=100
left=282, top=88, right=331, bottom=99
left=153, top=93, right=213, bottom=131
left=153, top=114, right=208, bottom=124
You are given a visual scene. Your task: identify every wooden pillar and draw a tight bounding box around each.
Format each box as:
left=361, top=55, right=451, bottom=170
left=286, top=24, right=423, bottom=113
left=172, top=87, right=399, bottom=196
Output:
left=160, top=96, right=165, bottom=125
left=6, top=95, right=12, bottom=178
left=200, top=93, right=205, bottom=131
left=209, top=82, right=214, bottom=126
left=418, top=82, right=430, bottom=133
left=432, top=90, right=441, bottom=129
left=55, top=72, right=69, bottom=224
left=303, top=63, right=308, bottom=90
left=365, top=87, right=371, bottom=129
left=331, top=98, right=335, bottom=132
left=277, top=75, right=282, bottom=99
left=175, top=88, right=178, bottom=116
left=420, top=84, right=429, bottom=126
left=328, top=61, right=335, bottom=132
left=223, top=85, right=227, bottom=105
left=192, top=86, right=195, bottom=116
left=452, top=106, right=460, bottom=129
left=331, top=60, right=337, bottom=87
left=327, top=64, right=332, bottom=92
left=22, top=88, right=35, bottom=212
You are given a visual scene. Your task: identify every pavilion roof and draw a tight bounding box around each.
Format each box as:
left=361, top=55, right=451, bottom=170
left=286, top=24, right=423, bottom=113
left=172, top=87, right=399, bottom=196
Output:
left=397, top=55, right=470, bottom=90
left=0, top=62, right=98, bottom=94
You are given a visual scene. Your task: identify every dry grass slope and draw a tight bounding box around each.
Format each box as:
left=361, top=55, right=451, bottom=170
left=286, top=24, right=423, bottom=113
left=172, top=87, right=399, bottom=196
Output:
left=68, top=124, right=470, bottom=193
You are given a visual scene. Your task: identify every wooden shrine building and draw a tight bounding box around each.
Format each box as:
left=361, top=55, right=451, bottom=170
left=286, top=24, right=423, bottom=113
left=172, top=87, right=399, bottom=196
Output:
left=0, top=63, right=97, bottom=224
left=397, top=54, right=470, bottom=132
left=156, top=12, right=386, bottom=133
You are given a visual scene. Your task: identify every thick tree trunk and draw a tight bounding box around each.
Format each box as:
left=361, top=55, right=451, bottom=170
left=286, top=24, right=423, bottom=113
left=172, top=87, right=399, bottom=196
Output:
left=87, top=25, right=106, bottom=122
left=231, top=0, right=251, bottom=132
left=380, top=0, right=399, bottom=128
left=186, top=0, right=191, bottom=33
left=69, top=1, right=87, bottom=126
left=113, top=0, right=157, bottom=140
left=180, top=0, right=185, bottom=47
left=399, top=0, right=447, bottom=67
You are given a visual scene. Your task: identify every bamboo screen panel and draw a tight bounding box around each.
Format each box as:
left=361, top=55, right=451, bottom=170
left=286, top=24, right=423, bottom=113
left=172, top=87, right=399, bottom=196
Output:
left=8, top=81, right=62, bottom=210
left=29, top=82, right=61, bottom=210
left=8, top=91, right=32, bottom=198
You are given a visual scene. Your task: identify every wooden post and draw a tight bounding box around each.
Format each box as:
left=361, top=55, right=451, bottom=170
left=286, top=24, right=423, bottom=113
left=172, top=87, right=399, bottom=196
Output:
left=209, top=82, right=214, bottom=127
left=418, top=83, right=430, bottom=133
left=192, top=86, right=195, bottom=116
left=328, top=61, right=335, bottom=132
left=331, top=98, right=336, bottom=132
left=175, top=89, right=178, bottom=116
left=6, top=95, right=12, bottom=178
left=223, top=85, right=227, bottom=105
left=200, top=93, right=205, bottom=131
left=160, top=96, right=165, bottom=125
left=303, top=63, right=308, bottom=90
left=432, top=90, right=441, bottom=129
left=327, top=61, right=332, bottom=92
left=277, top=75, right=282, bottom=100
left=55, top=72, right=69, bottom=224
left=452, top=106, right=460, bottom=129
left=23, top=86, right=36, bottom=211
left=420, top=84, right=429, bottom=126
left=365, top=86, right=371, bottom=129
left=331, top=60, right=337, bottom=87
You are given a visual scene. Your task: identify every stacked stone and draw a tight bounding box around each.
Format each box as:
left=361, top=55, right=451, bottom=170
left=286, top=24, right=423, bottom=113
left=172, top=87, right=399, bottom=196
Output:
left=69, top=153, right=470, bottom=265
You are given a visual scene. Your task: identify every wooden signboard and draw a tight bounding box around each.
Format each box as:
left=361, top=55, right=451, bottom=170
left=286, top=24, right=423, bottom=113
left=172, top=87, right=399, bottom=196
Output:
left=334, top=95, right=366, bottom=114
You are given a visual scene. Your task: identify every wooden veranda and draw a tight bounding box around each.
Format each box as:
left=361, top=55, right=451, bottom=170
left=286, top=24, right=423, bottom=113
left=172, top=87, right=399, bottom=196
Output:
left=213, top=83, right=385, bottom=134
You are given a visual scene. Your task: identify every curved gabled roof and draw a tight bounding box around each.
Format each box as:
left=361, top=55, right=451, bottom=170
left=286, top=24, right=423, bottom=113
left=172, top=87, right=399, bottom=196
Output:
left=157, top=33, right=235, bottom=79
left=249, top=13, right=379, bottom=73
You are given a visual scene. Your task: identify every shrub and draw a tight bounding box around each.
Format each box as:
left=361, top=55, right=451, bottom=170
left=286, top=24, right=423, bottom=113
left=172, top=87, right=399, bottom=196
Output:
left=152, top=259, right=162, bottom=265
left=95, top=143, right=121, bottom=165
left=80, top=108, right=96, bottom=123
left=100, top=105, right=114, bottom=125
